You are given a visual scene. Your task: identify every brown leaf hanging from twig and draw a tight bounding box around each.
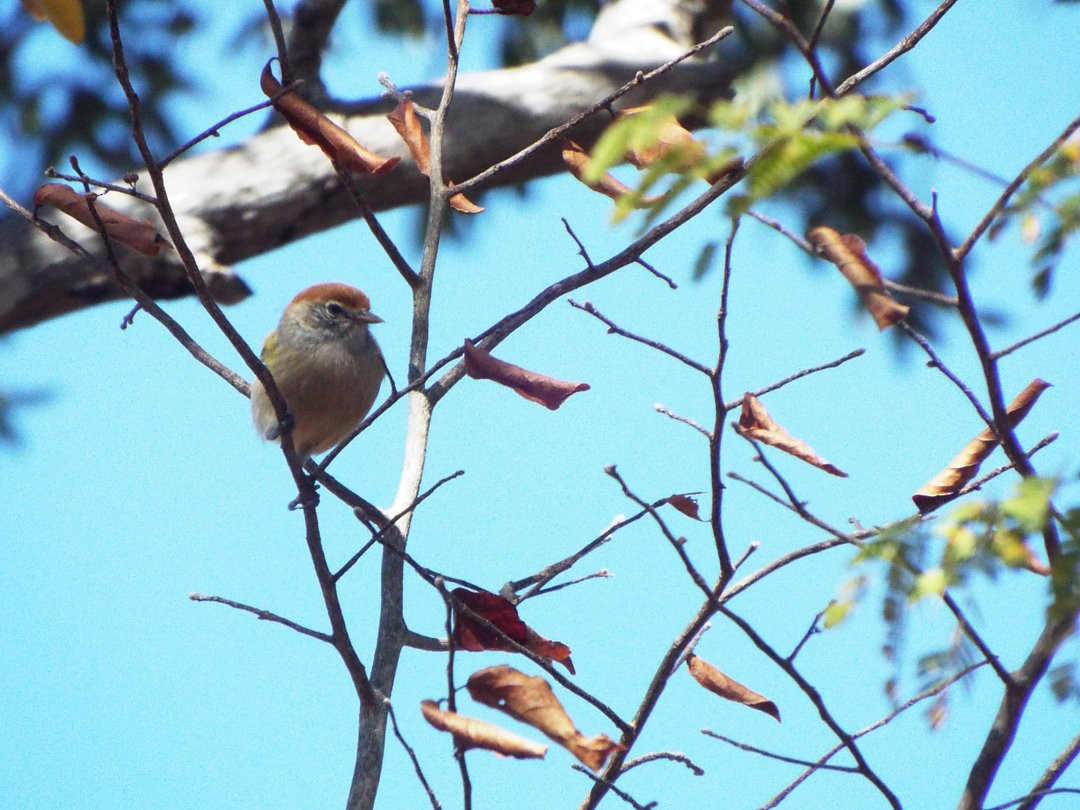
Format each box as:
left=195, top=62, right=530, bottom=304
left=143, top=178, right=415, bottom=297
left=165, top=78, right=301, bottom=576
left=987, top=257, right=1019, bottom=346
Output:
left=463, top=340, right=590, bottom=410
left=467, top=665, right=623, bottom=771
left=451, top=588, right=575, bottom=674
left=686, top=654, right=781, bottom=722
left=734, top=394, right=848, bottom=478
left=562, top=139, right=656, bottom=205
left=912, top=379, right=1051, bottom=514
left=420, top=700, right=548, bottom=759
left=807, top=226, right=909, bottom=330
left=33, top=183, right=173, bottom=256
left=666, top=494, right=704, bottom=520
left=260, top=62, right=399, bottom=175
left=386, top=97, right=483, bottom=214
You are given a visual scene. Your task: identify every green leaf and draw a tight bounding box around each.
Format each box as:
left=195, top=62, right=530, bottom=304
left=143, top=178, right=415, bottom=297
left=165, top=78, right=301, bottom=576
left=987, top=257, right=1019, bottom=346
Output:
left=823, top=599, right=854, bottom=629
left=1002, top=476, right=1056, bottom=533
left=911, top=568, right=949, bottom=602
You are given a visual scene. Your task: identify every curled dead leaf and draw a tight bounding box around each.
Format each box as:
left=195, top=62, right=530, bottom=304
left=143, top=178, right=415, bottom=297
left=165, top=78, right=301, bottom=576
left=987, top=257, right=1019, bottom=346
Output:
left=451, top=588, right=575, bottom=674
left=467, top=665, right=623, bottom=771
left=33, top=183, right=173, bottom=256
left=463, top=340, right=590, bottom=410
left=261, top=62, right=399, bottom=175
left=562, top=139, right=656, bottom=205
left=735, top=394, right=848, bottom=478
left=420, top=700, right=548, bottom=759
left=807, top=226, right=909, bottom=330
left=912, top=379, right=1051, bottom=515
left=687, top=654, right=780, bottom=722
left=386, top=97, right=483, bottom=214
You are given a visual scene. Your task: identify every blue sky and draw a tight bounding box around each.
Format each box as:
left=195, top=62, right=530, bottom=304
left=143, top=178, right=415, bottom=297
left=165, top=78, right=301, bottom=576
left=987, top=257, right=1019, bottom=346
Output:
left=3, top=2, right=1079, bottom=809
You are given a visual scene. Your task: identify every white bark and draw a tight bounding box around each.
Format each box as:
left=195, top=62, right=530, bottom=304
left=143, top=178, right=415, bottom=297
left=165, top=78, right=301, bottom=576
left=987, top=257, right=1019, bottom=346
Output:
left=0, top=0, right=732, bottom=334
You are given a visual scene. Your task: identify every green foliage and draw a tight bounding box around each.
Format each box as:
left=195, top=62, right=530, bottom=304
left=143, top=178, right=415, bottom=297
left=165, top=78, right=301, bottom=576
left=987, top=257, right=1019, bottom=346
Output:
left=1, top=1, right=196, bottom=196
left=826, top=479, right=1078, bottom=717
left=990, top=138, right=1080, bottom=297
left=585, top=92, right=909, bottom=227
left=720, top=93, right=910, bottom=201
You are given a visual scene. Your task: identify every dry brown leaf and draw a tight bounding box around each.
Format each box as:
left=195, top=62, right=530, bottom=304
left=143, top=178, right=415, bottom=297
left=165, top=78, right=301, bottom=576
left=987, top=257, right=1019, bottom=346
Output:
left=463, top=340, right=590, bottom=411
left=912, top=379, right=1051, bottom=514
left=617, top=106, right=706, bottom=170
left=386, top=98, right=483, bottom=214
left=33, top=183, right=172, bottom=256
left=467, top=665, right=623, bottom=771
left=666, top=494, right=704, bottom=521
left=735, top=394, right=848, bottom=478
left=686, top=654, right=780, bottom=722
left=260, top=63, right=399, bottom=175
left=420, top=700, right=548, bottom=759
left=807, top=226, right=909, bottom=330
left=23, top=0, right=85, bottom=44
left=451, top=588, right=575, bottom=674
left=561, top=139, right=644, bottom=203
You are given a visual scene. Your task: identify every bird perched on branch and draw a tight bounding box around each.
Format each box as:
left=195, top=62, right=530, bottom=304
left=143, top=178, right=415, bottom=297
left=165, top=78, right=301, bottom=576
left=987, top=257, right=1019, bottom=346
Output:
left=250, top=282, right=385, bottom=460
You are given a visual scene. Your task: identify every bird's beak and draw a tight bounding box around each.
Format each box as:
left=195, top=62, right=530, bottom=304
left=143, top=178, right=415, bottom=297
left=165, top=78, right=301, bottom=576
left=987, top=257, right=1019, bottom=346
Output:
left=357, top=311, right=383, bottom=325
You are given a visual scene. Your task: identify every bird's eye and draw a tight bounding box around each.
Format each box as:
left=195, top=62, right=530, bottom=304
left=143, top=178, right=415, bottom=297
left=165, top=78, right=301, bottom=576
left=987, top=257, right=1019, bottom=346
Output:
left=326, top=302, right=347, bottom=317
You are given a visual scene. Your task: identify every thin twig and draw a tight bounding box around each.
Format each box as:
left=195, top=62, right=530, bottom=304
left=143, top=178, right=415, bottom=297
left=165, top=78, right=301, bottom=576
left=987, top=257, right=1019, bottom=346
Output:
left=956, top=113, right=1080, bottom=261
left=991, top=310, right=1080, bottom=361
left=835, top=0, right=961, bottom=95
left=334, top=469, right=465, bottom=582
left=654, top=404, right=713, bottom=439
left=189, top=593, right=332, bottom=642
left=159, top=98, right=277, bottom=168
left=761, top=661, right=986, bottom=808
left=722, top=348, right=866, bottom=412
left=454, top=26, right=735, bottom=194
left=606, top=465, right=714, bottom=600
left=702, top=731, right=858, bottom=773
left=573, top=766, right=656, bottom=810
left=722, top=607, right=901, bottom=809
left=570, top=299, right=712, bottom=376
left=506, top=509, right=655, bottom=599
left=621, top=751, right=705, bottom=777
left=387, top=701, right=442, bottom=809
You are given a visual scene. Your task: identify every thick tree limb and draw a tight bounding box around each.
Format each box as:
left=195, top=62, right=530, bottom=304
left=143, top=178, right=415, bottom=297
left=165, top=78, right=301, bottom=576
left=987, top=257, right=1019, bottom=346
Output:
left=0, top=0, right=733, bottom=335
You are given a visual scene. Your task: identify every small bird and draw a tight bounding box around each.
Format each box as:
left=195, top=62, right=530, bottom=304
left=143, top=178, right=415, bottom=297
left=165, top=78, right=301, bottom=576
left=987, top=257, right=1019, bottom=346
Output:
left=250, top=282, right=385, bottom=459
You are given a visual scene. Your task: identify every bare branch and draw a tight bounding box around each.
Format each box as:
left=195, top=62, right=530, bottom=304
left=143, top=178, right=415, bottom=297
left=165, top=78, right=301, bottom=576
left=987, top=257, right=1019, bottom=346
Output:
left=189, top=593, right=332, bottom=643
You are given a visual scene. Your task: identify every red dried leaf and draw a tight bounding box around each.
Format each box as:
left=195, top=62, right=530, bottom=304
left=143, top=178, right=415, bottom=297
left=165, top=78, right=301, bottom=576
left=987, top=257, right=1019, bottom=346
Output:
left=452, top=589, right=527, bottom=651
left=420, top=700, right=548, bottom=759
left=463, top=340, right=590, bottom=410
left=912, top=379, right=1051, bottom=514
left=261, top=62, right=399, bottom=175
left=807, top=226, right=909, bottom=330
left=33, top=183, right=172, bottom=256
left=735, top=394, right=848, bottom=478
left=467, top=666, right=622, bottom=771
left=666, top=494, right=704, bottom=520
left=451, top=589, right=575, bottom=674
left=687, top=654, right=780, bottom=722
